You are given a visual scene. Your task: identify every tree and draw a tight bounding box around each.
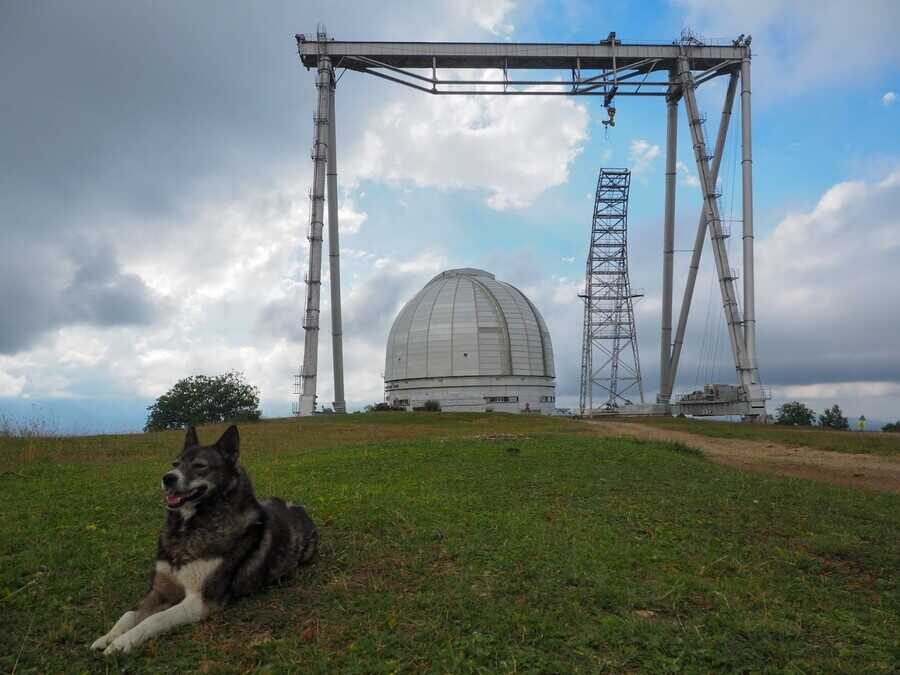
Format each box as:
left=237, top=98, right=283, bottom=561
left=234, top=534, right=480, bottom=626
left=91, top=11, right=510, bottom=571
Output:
left=882, top=421, right=900, bottom=433
left=145, top=372, right=261, bottom=432
left=775, top=401, right=816, bottom=426
left=819, top=404, right=849, bottom=430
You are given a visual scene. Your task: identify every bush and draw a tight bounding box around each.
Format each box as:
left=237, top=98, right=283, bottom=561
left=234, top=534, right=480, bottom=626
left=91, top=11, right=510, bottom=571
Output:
left=144, top=372, right=261, bottom=432
left=366, top=402, right=401, bottom=412
left=819, top=404, right=849, bottom=430
left=775, top=401, right=816, bottom=426
left=423, top=400, right=441, bottom=412
left=882, top=421, right=900, bottom=433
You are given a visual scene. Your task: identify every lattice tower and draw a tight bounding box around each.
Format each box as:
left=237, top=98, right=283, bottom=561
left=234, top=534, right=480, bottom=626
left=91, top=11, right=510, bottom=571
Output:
left=579, top=169, right=644, bottom=416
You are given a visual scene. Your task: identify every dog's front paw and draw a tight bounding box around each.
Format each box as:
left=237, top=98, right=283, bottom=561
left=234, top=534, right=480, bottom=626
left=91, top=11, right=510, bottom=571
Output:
left=90, top=634, right=111, bottom=651
left=103, top=634, right=136, bottom=656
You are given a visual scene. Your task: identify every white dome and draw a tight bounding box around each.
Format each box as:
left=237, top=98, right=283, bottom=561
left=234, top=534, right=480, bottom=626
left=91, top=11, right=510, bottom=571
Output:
left=385, top=268, right=555, bottom=381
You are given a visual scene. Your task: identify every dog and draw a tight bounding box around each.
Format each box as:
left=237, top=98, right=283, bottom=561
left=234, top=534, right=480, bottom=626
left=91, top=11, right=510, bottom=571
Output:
left=90, top=424, right=317, bottom=655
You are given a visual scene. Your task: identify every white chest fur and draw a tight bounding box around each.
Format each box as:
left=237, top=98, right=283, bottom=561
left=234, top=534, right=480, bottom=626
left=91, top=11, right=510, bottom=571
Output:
left=156, top=558, right=222, bottom=596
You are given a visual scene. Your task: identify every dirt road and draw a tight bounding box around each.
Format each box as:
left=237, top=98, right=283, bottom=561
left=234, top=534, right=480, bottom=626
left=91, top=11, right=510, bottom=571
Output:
left=586, top=420, right=900, bottom=494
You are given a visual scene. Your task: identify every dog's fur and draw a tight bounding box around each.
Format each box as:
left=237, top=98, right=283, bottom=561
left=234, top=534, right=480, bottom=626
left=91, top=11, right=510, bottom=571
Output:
left=91, top=425, right=317, bottom=655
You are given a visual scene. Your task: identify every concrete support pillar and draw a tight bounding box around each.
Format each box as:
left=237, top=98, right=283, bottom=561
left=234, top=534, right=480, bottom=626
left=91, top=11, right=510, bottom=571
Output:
left=326, top=82, right=346, bottom=414
left=740, top=56, right=760, bottom=386
left=298, top=54, right=332, bottom=416
left=659, top=70, right=678, bottom=403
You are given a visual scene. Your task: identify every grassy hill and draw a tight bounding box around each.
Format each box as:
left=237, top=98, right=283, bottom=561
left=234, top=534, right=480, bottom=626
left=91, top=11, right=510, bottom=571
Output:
left=1, top=413, right=897, bottom=673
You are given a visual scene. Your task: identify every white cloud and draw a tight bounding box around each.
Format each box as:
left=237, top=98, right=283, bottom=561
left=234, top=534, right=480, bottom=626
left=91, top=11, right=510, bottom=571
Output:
left=676, top=160, right=701, bottom=188
left=458, top=0, right=516, bottom=36
left=629, top=139, right=661, bottom=176
left=883, top=91, right=897, bottom=106
left=0, top=367, right=26, bottom=397
left=675, top=0, right=900, bottom=100
left=562, top=256, right=576, bottom=263
left=338, top=198, right=367, bottom=235
left=753, top=167, right=900, bottom=403
left=347, top=75, right=589, bottom=210
left=777, top=381, right=900, bottom=400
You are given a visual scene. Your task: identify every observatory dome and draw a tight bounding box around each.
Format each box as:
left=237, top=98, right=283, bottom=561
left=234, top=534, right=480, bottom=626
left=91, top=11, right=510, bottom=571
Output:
left=384, top=268, right=556, bottom=413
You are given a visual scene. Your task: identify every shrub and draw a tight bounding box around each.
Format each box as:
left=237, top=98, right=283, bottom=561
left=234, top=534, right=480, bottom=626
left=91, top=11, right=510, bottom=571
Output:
left=366, top=402, right=399, bottom=412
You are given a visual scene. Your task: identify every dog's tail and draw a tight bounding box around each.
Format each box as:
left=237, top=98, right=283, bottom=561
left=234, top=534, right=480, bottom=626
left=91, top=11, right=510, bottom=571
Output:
left=289, top=504, right=319, bottom=565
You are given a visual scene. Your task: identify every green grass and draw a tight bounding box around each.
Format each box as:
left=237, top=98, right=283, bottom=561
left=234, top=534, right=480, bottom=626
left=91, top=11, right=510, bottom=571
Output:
left=620, top=416, right=900, bottom=457
left=1, top=413, right=898, bottom=673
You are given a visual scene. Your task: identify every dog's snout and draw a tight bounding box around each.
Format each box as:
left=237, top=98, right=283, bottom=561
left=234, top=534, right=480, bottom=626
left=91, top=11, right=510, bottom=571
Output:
left=162, top=472, right=178, bottom=489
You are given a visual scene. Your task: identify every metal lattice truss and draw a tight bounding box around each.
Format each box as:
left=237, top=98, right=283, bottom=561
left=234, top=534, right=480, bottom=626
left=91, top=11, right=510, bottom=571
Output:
left=579, top=169, right=644, bottom=415
left=295, top=31, right=767, bottom=418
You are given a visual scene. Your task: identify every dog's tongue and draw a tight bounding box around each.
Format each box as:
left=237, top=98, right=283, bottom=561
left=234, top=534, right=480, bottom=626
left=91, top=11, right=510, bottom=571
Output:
left=166, top=493, right=185, bottom=507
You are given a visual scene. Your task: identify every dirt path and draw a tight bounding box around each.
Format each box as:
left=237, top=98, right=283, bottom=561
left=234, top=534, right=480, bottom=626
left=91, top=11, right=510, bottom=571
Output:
left=585, top=420, right=900, bottom=494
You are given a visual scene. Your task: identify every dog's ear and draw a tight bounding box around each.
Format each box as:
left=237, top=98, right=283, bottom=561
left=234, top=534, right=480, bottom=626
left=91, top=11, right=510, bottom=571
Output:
left=214, top=425, right=240, bottom=463
left=184, top=425, right=199, bottom=450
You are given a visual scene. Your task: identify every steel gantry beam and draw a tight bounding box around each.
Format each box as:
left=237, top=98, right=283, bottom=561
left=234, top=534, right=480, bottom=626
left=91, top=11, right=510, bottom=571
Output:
left=294, top=31, right=765, bottom=419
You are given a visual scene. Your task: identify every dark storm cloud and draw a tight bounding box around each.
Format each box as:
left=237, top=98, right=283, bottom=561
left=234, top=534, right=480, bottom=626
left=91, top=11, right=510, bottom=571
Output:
left=0, top=236, right=160, bottom=354
left=0, top=240, right=61, bottom=354
left=0, top=1, right=423, bottom=354
left=1, top=1, right=311, bottom=225
left=59, top=241, right=159, bottom=327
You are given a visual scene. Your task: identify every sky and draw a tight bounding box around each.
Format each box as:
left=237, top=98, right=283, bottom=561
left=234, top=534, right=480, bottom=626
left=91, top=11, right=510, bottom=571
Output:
left=1, top=0, right=900, bottom=433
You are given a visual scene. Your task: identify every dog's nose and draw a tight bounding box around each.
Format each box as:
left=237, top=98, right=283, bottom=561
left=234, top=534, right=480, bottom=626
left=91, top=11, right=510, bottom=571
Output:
left=162, top=473, right=178, bottom=489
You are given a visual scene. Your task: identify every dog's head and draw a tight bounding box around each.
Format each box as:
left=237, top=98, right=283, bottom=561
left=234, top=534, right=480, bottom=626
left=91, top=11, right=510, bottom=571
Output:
left=161, top=425, right=240, bottom=511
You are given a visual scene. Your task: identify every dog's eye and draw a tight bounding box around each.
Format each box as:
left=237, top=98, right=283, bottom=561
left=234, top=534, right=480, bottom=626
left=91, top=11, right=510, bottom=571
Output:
left=193, top=463, right=207, bottom=472
left=171, top=460, right=180, bottom=468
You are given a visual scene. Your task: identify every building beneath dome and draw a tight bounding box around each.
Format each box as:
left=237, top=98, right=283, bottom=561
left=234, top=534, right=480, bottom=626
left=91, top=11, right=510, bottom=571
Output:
left=384, top=268, right=556, bottom=413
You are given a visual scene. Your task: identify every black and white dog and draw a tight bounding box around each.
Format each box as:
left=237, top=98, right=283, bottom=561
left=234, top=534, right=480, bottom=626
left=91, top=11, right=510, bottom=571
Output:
left=91, top=425, right=317, bottom=655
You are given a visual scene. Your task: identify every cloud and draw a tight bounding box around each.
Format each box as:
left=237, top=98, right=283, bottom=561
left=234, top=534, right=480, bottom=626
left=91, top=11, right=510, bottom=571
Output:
left=337, top=198, right=368, bottom=235
left=776, top=381, right=900, bottom=400
left=754, top=168, right=900, bottom=390
left=628, top=139, right=661, bottom=176
left=4, top=0, right=899, bottom=429
left=347, top=74, right=589, bottom=210
left=883, top=91, right=897, bottom=106
left=0, top=368, right=26, bottom=397
left=0, top=236, right=162, bottom=354
left=675, top=0, right=900, bottom=100
left=458, top=0, right=516, bottom=35
left=562, top=256, right=576, bottom=263
left=59, top=241, right=161, bottom=328
left=0, top=1, right=540, bottom=409
left=608, top=165, right=900, bottom=419
left=344, top=252, right=448, bottom=339
left=676, top=160, right=701, bottom=188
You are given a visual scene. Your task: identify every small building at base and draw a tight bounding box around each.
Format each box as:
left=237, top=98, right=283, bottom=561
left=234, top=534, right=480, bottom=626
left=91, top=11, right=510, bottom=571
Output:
left=383, top=268, right=556, bottom=413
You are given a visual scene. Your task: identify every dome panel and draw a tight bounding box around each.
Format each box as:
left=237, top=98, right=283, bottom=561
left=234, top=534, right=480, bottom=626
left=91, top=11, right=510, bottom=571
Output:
left=384, top=268, right=554, bottom=382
